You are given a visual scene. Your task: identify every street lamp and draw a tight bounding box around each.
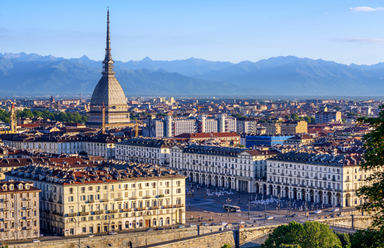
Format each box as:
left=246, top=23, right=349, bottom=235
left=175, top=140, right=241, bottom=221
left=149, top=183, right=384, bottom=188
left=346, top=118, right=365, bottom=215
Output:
left=277, top=194, right=281, bottom=213
left=226, top=198, right=232, bottom=217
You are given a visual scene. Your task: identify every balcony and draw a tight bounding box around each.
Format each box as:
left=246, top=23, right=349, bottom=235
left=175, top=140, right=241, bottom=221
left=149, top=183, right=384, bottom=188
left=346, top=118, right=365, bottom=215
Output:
left=48, top=198, right=54, bottom=203
left=175, top=204, right=184, bottom=208
left=101, top=199, right=109, bottom=202
left=94, top=210, right=104, bottom=215
left=143, top=195, right=151, bottom=199
left=122, top=208, right=132, bottom=212
left=3, top=199, right=8, bottom=203
left=136, top=207, right=146, bottom=211
left=151, top=206, right=160, bottom=210
left=26, top=226, right=33, bottom=230
left=157, top=194, right=165, bottom=198
left=115, top=198, right=123, bottom=202
left=130, top=196, right=138, bottom=200
left=164, top=205, right=173, bottom=209
left=108, top=210, right=118, bottom=214
left=79, top=212, right=89, bottom=216
left=87, top=200, right=94, bottom=204
left=67, top=213, right=77, bottom=217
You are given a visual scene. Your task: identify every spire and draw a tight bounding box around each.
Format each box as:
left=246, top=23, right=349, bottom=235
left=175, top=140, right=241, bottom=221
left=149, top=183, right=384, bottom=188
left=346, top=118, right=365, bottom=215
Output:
left=102, top=8, right=115, bottom=76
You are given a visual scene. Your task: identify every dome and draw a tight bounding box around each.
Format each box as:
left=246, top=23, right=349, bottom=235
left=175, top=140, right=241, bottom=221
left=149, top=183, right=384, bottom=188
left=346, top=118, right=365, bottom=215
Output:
left=90, top=75, right=127, bottom=106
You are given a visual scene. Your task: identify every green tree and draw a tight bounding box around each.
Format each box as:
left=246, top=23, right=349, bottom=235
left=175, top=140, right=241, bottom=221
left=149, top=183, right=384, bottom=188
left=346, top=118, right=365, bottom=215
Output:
left=350, top=227, right=384, bottom=248
left=335, top=233, right=351, bottom=248
left=356, top=105, right=384, bottom=227
left=221, top=244, right=232, bottom=248
left=279, top=245, right=301, bottom=248
left=285, top=115, right=290, bottom=120
left=291, top=113, right=299, bottom=120
left=262, top=221, right=342, bottom=248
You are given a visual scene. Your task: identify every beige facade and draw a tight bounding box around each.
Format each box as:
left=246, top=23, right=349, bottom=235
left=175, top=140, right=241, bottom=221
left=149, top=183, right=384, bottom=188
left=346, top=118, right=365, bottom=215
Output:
left=265, top=122, right=281, bottom=135
left=6, top=164, right=185, bottom=236
left=261, top=152, right=373, bottom=208
left=280, top=121, right=307, bottom=134
left=0, top=180, right=41, bottom=241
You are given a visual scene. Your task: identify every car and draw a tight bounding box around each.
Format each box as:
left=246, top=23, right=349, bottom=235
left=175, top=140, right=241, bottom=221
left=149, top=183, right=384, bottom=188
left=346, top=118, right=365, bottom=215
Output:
left=32, top=239, right=40, bottom=243
left=194, top=198, right=200, bottom=201
left=220, top=222, right=228, bottom=226
left=87, top=234, right=95, bottom=237
left=189, top=224, right=197, bottom=227
left=177, top=225, right=185, bottom=229
left=266, top=216, right=274, bottom=220
left=147, top=228, right=154, bottom=231
left=236, top=209, right=241, bottom=213
left=156, top=227, right=164, bottom=230
left=108, top=231, right=118, bottom=235
left=332, top=208, right=340, bottom=212
left=201, top=222, right=209, bottom=226
left=314, top=210, right=322, bottom=214
left=238, top=221, right=245, bottom=225
left=291, top=214, right=298, bottom=217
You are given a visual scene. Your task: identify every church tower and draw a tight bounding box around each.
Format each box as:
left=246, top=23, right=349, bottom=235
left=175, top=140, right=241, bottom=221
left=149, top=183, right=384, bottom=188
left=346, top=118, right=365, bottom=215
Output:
left=87, top=9, right=130, bottom=127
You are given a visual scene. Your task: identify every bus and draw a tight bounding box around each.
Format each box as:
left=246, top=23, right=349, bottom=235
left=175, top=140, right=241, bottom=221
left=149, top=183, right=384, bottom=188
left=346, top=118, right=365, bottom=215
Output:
left=223, top=204, right=241, bottom=212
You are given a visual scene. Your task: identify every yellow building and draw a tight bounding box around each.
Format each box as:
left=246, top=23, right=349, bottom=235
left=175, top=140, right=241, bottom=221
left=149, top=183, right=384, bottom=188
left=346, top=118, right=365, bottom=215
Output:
left=280, top=121, right=308, bottom=134
left=6, top=163, right=186, bottom=236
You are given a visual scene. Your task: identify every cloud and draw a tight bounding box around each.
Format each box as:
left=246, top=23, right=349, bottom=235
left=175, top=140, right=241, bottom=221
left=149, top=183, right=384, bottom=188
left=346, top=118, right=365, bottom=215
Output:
left=350, top=6, right=384, bottom=12
left=337, top=37, right=384, bottom=44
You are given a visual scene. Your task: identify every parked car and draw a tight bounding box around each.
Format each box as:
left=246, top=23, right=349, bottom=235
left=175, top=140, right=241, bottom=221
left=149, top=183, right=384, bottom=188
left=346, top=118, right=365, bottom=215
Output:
left=108, top=231, right=118, bottom=235
left=332, top=208, right=340, bottom=212
left=32, top=239, right=40, bottom=243
left=87, top=234, right=95, bottom=237
left=156, top=227, right=164, bottom=230
left=291, top=214, right=298, bottom=217
left=266, top=216, right=274, bottom=220
left=147, top=228, right=154, bottom=231
left=189, top=224, right=197, bottom=227
left=177, top=225, right=185, bottom=229
left=201, top=223, right=209, bottom=226
left=236, top=209, right=241, bottom=213
left=314, top=210, right=322, bottom=214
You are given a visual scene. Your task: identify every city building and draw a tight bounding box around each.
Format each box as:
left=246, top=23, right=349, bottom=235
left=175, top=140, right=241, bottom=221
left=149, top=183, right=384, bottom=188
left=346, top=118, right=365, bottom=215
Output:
left=280, top=121, right=307, bottom=134
left=168, top=144, right=279, bottom=192
left=87, top=10, right=130, bottom=128
left=143, top=114, right=236, bottom=138
left=260, top=151, right=372, bottom=207
left=115, top=138, right=174, bottom=165
left=245, top=135, right=294, bottom=147
left=236, top=117, right=258, bottom=133
left=174, top=132, right=240, bottom=146
left=315, top=111, right=341, bottom=123
left=6, top=162, right=186, bottom=236
left=0, top=180, right=41, bottom=241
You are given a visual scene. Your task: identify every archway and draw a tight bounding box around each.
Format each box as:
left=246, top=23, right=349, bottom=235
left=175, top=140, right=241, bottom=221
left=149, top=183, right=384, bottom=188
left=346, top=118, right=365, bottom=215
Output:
left=255, top=183, right=259, bottom=194
left=310, top=190, right=314, bottom=202
left=293, top=188, right=297, bottom=200
left=327, top=192, right=332, bottom=205
left=125, top=221, right=129, bottom=229
left=345, top=194, right=350, bottom=207
left=268, top=185, right=273, bottom=196
left=301, top=189, right=306, bottom=201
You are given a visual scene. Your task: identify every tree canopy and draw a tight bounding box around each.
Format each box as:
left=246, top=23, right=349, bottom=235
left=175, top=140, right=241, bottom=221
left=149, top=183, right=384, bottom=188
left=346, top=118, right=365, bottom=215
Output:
left=357, top=105, right=384, bottom=227
left=14, top=109, right=88, bottom=124
left=261, top=221, right=342, bottom=248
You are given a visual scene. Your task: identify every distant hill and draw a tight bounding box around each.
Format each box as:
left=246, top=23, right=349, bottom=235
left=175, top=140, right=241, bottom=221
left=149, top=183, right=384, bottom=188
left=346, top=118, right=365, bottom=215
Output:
left=1, top=52, right=384, bottom=96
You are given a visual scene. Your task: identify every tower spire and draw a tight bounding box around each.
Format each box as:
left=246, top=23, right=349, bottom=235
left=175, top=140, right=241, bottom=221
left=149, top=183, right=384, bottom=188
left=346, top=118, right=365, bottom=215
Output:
left=102, top=8, right=115, bottom=75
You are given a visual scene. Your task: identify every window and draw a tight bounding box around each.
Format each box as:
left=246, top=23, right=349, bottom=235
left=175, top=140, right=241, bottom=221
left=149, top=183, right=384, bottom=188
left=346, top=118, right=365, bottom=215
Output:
left=69, top=188, right=73, bottom=194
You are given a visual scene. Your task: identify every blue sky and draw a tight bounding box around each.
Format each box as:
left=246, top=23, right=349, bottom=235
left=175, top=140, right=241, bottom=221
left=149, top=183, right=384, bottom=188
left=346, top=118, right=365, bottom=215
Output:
left=2, top=0, right=384, bottom=65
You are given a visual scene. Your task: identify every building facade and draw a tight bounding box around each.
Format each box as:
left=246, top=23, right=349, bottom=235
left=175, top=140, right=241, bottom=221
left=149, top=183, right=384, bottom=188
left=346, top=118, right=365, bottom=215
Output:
left=259, top=151, right=371, bottom=207
left=236, top=118, right=258, bottom=134
left=115, top=138, right=174, bottom=165
left=6, top=163, right=186, bottom=236
left=315, top=111, right=342, bottom=123
left=0, top=180, right=41, bottom=241
left=168, top=145, right=279, bottom=193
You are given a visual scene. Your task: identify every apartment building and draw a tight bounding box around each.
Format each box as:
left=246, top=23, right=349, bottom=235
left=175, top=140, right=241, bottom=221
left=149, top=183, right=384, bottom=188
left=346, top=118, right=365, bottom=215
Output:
left=315, top=111, right=342, bottom=123
left=262, top=151, right=371, bottom=207
left=0, top=180, right=41, bottom=241
left=143, top=114, right=236, bottom=138
left=236, top=118, right=258, bottom=133
left=280, top=121, right=308, bottom=134
left=6, top=163, right=186, bottom=236
left=115, top=138, right=174, bottom=165
left=1, top=134, right=122, bottom=159
left=169, top=145, right=279, bottom=192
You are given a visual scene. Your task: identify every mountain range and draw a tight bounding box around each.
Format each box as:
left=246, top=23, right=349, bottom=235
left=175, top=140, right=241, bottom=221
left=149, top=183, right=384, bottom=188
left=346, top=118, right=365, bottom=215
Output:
left=1, top=52, right=384, bottom=97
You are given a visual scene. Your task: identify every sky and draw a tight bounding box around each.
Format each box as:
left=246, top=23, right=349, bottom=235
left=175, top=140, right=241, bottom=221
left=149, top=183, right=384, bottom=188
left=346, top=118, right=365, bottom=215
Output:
left=2, top=0, right=384, bottom=65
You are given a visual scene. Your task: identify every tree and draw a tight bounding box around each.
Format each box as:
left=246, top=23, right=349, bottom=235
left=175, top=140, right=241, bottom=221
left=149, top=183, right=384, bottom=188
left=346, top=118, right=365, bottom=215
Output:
left=291, top=113, right=299, bottom=120
left=356, top=105, right=384, bottom=228
left=221, top=244, right=232, bottom=248
left=335, top=232, right=351, bottom=248
left=262, top=221, right=342, bottom=248
left=350, top=227, right=384, bottom=248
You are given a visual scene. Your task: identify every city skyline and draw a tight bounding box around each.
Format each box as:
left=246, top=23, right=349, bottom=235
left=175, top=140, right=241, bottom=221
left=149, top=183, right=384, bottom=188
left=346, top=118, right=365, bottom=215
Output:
left=2, top=0, right=384, bottom=65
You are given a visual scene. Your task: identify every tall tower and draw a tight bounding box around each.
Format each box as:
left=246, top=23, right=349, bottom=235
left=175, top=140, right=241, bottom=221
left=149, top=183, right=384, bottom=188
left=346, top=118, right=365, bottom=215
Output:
left=9, top=103, right=17, bottom=133
left=87, top=9, right=130, bottom=127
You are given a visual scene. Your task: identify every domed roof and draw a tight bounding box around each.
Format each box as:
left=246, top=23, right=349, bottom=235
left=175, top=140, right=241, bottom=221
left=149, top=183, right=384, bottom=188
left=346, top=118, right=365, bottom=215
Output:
left=90, top=75, right=127, bottom=106
left=90, top=9, right=127, bottom=107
